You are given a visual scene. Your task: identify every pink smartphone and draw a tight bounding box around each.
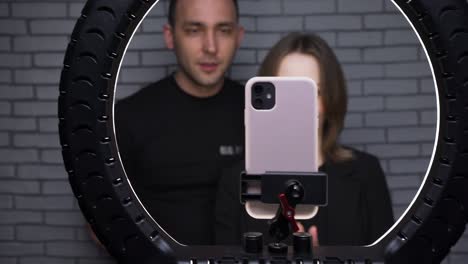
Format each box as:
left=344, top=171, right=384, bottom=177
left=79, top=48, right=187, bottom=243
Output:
left=244, top=76, right=319, bottom=219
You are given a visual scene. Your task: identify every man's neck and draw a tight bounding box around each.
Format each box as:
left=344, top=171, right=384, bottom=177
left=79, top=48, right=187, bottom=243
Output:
left=174, top=71, right=224, bottom=98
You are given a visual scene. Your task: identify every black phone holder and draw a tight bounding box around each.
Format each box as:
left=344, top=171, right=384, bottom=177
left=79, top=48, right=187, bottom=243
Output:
left=240, top=171, right=328, bottom=255
left=241, top=171, right=328, bottom=205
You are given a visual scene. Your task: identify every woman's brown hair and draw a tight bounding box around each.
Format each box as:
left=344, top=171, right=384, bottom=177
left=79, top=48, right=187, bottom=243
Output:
left=258, top=32, right=353, bottom=162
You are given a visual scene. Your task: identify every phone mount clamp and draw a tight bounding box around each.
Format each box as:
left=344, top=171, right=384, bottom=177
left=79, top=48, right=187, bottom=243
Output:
left=267, top=180, right=304, bottom=254
left=240, top=171, right=328, bottom=255
left=268, top=180, right=304, bottom=242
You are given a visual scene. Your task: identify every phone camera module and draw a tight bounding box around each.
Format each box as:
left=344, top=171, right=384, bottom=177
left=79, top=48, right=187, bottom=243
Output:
left=251, top=81, right=275, bottom=110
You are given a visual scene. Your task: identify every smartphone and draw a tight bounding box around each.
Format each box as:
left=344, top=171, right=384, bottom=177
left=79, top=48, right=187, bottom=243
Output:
left=244, top=76, right=319, bottom=219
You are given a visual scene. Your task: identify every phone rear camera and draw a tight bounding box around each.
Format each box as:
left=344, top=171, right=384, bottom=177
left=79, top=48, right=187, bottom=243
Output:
left=254, top=85, right=264, bottom=95
left=254, top=98, right=263, bottom=107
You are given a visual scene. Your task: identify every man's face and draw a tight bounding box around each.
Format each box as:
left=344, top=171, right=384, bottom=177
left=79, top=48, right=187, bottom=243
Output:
left=164, top=0, right=244, bottom=89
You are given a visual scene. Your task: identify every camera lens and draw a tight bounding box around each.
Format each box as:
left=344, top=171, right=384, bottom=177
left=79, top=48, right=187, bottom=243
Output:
left=254, top=98, right=263, bottom=108
left=254, top=85, right=264, bottom=95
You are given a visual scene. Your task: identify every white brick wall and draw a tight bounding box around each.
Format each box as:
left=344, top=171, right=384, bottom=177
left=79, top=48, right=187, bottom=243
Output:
left=0, top=0, right=466, bottom=263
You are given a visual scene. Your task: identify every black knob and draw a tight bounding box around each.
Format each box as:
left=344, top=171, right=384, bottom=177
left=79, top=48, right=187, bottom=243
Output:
left=293, top=232, right=312, bottom=255
left=243, top=232, right=263, bottom=253
left=285, top=180, right=304, bottom=205
left=268, top=242, right=288, bottom=254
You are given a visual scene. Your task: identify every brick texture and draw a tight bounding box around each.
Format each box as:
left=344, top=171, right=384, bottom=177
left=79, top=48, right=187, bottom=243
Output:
left=0, top=0, right=465, bottom=263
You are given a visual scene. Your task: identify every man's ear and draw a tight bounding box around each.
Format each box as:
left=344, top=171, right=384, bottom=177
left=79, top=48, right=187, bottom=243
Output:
left=236, top=26, right=245, bottom=48
left=163, top=24, right=174, bottom=50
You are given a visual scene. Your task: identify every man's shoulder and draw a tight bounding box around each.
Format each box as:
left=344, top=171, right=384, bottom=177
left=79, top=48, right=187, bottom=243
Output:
left=116, top=76, right=173, bottom=108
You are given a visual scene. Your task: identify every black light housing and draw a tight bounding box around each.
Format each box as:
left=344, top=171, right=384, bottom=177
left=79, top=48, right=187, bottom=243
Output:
left=58, top=0, right=468, bottom=263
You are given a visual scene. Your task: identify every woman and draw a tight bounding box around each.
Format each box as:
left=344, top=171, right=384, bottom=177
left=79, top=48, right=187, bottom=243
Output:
left=214, top=32, right=394, bottom=246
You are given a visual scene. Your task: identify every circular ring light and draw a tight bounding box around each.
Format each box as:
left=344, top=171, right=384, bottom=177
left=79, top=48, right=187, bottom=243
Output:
left=59, top=0, right=468, bottom=263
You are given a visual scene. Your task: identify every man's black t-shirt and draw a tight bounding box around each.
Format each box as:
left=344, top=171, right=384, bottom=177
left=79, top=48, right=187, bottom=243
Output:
left=115, top=75, right=244, bottom=245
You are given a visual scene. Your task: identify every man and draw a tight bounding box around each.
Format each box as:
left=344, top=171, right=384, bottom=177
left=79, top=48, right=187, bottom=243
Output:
left=115, top=0, right=245, bottom=245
